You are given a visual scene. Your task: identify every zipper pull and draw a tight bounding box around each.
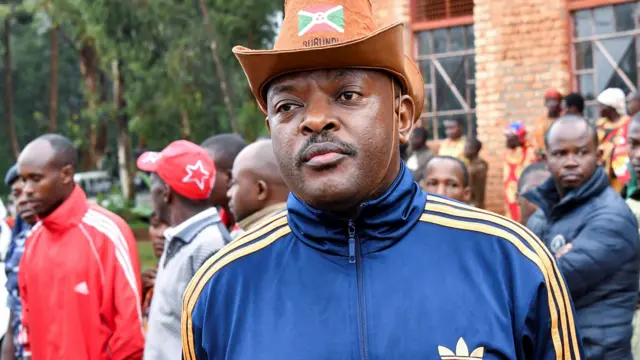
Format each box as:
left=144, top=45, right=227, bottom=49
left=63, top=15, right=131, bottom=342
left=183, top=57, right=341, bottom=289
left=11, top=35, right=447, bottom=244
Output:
left=348, top=220, right=356, bottom=264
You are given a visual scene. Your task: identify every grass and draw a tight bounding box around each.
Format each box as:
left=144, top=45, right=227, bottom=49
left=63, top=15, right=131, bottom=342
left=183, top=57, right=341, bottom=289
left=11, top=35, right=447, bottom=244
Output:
left=137, top=241, right=158, bottom=270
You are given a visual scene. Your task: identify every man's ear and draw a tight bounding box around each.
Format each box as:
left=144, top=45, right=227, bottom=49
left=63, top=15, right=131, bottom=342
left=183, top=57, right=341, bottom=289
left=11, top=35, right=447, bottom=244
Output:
left=597, top=147, right=604, bottom=162
left=463, top=187, right=472, bottom=203
left=256, top=180, right=269, bottom=201
left=265, top=117, right=271, bottom=135
left=163, top=185, right=172, bottom=204
left=61, top=165, right=74, bottom=185
left=398, top=94, right=415, bottom=145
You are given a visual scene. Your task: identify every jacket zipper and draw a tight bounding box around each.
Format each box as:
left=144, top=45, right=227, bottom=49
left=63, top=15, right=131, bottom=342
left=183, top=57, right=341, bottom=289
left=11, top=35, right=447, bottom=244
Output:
left=348, top=219, right=368, bottom=360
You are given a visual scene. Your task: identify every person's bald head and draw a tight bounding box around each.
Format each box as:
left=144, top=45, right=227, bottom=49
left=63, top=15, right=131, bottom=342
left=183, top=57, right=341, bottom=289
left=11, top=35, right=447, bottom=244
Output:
left=18, top=134, right=78, bottom=218
left=227, top=139, right=289, bottom=223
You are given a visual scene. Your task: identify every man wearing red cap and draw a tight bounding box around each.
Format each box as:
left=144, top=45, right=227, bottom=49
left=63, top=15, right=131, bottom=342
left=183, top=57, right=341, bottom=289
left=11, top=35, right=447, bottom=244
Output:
left=504, top=122, right=536, bottom=222
left=533, top=89, right=563, bottom=159
left=137, top=140, right=230, bottom=360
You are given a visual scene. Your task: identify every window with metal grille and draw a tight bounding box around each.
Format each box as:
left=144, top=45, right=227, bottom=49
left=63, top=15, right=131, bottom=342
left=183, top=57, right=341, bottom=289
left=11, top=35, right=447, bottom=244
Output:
left=572, top=1, right=640, bottom=120
left=415, top=25, right=475, bottom=140
left=414, top=0, right=473, bottom=23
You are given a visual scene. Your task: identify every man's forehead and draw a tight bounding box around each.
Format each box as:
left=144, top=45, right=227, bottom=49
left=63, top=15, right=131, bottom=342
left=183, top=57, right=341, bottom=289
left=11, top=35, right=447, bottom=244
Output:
left=267, top=69, right=373, bottom=94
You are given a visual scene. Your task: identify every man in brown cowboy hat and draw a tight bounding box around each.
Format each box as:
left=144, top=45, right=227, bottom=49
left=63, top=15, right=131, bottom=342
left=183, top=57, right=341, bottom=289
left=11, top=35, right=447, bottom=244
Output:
left=182, top=0, right=582, bottom=358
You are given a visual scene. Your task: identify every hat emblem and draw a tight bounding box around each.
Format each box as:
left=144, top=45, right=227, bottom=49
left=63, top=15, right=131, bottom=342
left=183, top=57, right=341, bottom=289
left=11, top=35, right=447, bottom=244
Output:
left=182, top=160, right=211, bottom=191
left=298, top=5, right=344, bottom=36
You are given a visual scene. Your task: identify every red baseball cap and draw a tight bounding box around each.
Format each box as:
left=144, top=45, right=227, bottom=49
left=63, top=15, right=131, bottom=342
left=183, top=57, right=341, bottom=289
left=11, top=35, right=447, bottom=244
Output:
left=137, top=140, right=216, bottom=200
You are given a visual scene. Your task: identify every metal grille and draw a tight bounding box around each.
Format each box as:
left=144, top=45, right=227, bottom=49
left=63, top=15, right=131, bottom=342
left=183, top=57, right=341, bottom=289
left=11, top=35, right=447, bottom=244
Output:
left=414, top=0, right=474, bottom=23
left=571, top=1, right=640, bottom=120
left=415, top=25, right=476, bottom=140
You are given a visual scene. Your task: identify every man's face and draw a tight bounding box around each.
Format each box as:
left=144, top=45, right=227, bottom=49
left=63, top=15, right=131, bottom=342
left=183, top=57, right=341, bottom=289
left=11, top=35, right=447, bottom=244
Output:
left=444, top=120, right=462, bottom=140
left=148, top=215, right=168, bottom=259
left=545, top=120, right=598, bottom=193
left=517, top=170, right=550, bottom=225
left=627, top=121, right=640, bottom=178
left=463, top=142, right=478, bottom=159
left=630, top=99, right=640, bottom=117
left=11, top=180, right=36, bottom=225
left=599, top=104, right=616, bottom=120
left=505, top=133, right=520, bottom=149
left=265, top=69, right=414, bottom=211
left=205, top=150, right=231, bottom=209
left=421, top=158, right=470, bottom=202
left=227, top=165, right=260, bottom=223
left=150, top=174, right=170, bottom=224
left=18, top=145, right=73, bottom=218
left=545, top=97, right=561, bottom=117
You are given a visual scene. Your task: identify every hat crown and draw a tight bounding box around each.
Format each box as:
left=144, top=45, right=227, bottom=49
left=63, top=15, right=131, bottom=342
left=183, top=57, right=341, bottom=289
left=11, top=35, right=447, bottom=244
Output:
left=275, top=0, right=376, bottom=50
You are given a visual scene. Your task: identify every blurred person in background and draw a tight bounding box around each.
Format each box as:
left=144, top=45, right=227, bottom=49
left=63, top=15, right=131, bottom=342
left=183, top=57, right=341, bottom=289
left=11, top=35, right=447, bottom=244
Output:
left=533, top=89, right=562, bottom=159
left=140, top=211, right=168, bottom=335
left=597, top=88, right=632, bottom=192
left=406, top=127, right=433, bottom=181
left=200, top=134, right=247, bottom=238
left=137, top=140, right=230, bottom=360
left=464, top=137, right=488, bottom=208
left=563, top=92, right=585, bottom=117
left=628, top=91, right=640, bottom=117
left=504, top=122, right=536, bottom=222
left=420, top=156, right=471, bottom=203
left=516, top=162, right=549, bottom=227
left=1, top=164, right=37, bottom=360
left=17, top=134, right=144, bottom=360
left=227, top=139, right=289, bottom=233
left=524, top=115, right=639, bottom=359
left=438, top=118, right=466, bottom=161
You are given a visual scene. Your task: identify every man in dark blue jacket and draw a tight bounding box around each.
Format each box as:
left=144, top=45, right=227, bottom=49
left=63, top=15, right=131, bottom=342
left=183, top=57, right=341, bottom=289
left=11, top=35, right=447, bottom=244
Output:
left=182, top=0, right=582, bottom=358
left=525, top=115, right=639, bottom=359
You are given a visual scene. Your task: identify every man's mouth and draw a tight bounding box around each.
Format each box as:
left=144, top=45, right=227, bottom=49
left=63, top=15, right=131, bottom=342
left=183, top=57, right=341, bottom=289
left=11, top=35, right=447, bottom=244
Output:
left=301, top=143, right=349, bottom=168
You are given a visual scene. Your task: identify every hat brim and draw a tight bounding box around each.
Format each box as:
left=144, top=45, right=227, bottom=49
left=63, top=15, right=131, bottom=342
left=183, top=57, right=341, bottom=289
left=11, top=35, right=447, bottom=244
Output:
left=136, top=151, right=161, bottom=172
left=233, top=22, right=425, bottom=120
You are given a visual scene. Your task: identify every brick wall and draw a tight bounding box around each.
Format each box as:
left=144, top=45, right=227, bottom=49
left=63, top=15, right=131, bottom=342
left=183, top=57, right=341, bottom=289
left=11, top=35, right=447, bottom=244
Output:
left=370, top=0, right=411, bottom=53
left=473, top=0, right=571, bottom=214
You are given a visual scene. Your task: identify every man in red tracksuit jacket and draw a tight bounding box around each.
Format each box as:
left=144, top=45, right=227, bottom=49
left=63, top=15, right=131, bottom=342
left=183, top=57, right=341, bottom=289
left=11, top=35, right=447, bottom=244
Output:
left=17, top=134, right=144, bottom=360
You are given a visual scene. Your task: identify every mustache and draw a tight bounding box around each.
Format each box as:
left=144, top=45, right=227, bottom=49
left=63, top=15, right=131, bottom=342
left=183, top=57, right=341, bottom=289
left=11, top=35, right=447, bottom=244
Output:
left=295, top=133, right=358, bottom=168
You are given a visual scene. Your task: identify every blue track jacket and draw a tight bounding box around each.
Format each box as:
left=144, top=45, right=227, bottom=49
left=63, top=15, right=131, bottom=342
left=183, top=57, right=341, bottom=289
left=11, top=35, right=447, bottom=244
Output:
left=182, top=164, right=582, bottom=359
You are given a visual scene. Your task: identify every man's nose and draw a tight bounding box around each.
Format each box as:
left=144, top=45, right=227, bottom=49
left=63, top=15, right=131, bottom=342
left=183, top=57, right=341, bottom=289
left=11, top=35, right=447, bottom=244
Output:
left=299, top=95, right=340, bottom=135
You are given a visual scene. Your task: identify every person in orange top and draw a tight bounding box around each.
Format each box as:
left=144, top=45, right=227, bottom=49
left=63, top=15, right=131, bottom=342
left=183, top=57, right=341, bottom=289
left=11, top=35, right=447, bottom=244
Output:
left=532, top=89, right=562, bottom=160
left=596, top=88, right=632, bottom=192
left=438, top=118, right=466, bottom=161
left=504, top=122, right=536, bottom=222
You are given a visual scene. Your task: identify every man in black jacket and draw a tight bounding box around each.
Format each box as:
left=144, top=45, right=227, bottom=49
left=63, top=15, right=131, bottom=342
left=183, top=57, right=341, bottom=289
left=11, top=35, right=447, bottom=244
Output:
left=525, top=115, right=640, bottom=359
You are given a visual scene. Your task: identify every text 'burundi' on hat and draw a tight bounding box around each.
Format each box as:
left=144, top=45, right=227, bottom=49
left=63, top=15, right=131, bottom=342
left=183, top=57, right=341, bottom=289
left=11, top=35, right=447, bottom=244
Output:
left=232, top=0, right=424, bottom=120
left=137, top=140, right=216, bottom=201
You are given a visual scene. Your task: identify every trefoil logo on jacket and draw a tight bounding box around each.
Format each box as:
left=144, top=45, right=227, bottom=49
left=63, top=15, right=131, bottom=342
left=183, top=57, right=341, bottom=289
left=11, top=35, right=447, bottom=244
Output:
left=438, top=337, right=484, bottom=360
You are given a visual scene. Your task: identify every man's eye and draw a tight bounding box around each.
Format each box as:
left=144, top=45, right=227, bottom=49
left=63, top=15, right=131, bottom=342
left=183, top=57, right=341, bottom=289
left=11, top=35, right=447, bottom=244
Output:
left=338, top=92, right=360, bottom=101
left=276, top=103, right=298, bottom=113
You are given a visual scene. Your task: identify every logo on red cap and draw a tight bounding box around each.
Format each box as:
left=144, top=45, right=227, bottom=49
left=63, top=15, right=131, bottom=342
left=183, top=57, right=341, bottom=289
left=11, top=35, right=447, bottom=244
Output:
left=182, top=160, right=211, bottom=191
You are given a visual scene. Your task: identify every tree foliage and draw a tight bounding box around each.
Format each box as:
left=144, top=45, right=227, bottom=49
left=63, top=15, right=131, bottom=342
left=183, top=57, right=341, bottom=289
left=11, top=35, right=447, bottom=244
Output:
left=0, top=0, right=280, bottom=189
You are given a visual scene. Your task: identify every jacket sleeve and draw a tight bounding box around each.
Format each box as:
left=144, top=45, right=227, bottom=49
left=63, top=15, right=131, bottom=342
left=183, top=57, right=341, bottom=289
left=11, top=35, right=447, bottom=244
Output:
left=17, top=244, right=30, bottom=355
left=183, top=279, right=212, bottom=360
left=556, top=212, right=639, bottom=301
left=100, top=222, right=145, bottom=360
left=523, top=278, right=583, bottom=359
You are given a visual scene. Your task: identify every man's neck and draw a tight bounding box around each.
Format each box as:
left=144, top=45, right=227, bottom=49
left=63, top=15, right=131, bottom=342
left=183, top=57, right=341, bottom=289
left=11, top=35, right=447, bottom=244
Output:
left=170, top=204, right=209, bottom=227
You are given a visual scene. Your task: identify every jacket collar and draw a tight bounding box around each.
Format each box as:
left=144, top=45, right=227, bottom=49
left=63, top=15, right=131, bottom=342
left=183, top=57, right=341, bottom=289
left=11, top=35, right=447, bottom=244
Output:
left=238, top=202, right=287, bottom=231
left=164, top=207, right=220, bottom=244
left=523, top=166, right=610, bottom=220
left=41, top=185, right=88, bottom=233
left=287, top=163, right=426, bottom=257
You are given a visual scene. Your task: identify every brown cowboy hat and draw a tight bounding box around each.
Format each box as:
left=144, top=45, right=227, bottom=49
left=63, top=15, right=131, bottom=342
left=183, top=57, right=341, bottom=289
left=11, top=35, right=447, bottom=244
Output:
left=232, top=0, right=425, bottom=120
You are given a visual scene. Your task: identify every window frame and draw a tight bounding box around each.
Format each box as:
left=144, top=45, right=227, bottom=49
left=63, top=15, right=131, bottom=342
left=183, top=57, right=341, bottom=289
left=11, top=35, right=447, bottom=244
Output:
left=568, top=0, right=640, bottom=119
left=410, top=0, right=475, bottom=140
